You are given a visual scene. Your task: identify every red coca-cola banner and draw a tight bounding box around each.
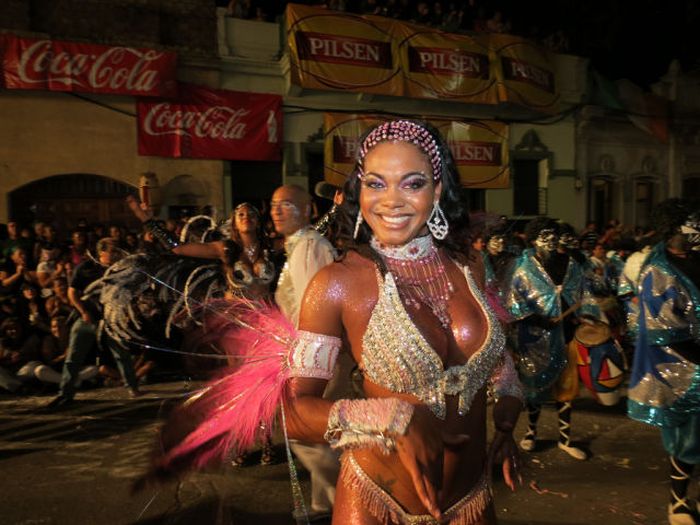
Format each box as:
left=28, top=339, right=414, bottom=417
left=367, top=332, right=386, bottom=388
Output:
left=137, top=84, right=283, bottom=161
left=0, top=34, right=177, bottom=97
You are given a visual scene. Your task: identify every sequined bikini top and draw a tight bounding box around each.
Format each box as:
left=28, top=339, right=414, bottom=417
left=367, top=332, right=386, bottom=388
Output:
left=361, top=264, right=505, bottom=420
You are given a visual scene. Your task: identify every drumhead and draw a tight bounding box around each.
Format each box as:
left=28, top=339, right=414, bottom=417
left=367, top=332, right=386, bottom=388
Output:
left=575, top=321, right=611, bottom=346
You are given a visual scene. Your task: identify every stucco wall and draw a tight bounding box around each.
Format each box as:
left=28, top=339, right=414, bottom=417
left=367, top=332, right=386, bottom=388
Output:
left=0, top=90, right=223, bottom=221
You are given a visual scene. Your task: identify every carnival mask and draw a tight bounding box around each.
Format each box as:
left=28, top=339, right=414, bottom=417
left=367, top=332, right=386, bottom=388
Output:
left=559, top=233, right=579, bottom=250
left=487, top=235, right=505, bottom=254
left=534, top=228, right=558, bottom=252
left=680, top=213, right=700, bottom=250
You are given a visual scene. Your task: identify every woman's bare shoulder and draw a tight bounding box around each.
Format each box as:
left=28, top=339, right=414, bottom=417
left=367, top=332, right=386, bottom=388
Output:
left=305, top=250, right=376, bottom=302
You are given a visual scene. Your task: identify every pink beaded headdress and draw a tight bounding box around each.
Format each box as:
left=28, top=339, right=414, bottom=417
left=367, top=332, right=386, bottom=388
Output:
left=358, top=120, right=442, bottom=181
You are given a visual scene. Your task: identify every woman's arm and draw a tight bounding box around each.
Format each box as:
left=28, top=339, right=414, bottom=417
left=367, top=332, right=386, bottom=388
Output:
left=284, top=264, right=344, bottom=442
left=172, top=241, right=225, bottom=261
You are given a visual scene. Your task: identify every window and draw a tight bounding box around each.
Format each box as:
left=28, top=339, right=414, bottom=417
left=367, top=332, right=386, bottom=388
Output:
left=635, top=180, right=654, bottom=229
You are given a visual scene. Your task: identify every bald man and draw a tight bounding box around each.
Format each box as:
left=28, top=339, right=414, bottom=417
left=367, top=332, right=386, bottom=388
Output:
left=270, top=185, right=341, bottom=520
left=271, top=185, right=336, bottom=325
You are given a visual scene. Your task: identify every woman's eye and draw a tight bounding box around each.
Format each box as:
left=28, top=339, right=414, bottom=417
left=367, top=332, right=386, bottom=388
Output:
left=363, top=179, right=385, bottom=190
left=403, top=178, right=428, bottom=190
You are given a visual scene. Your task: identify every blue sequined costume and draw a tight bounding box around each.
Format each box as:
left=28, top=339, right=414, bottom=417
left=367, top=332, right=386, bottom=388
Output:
left=506, top=249, right=584, bottom=402
left=627, top=243, right=700, bottom=463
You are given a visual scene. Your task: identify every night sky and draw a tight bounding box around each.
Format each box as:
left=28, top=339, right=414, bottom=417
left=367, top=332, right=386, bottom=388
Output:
left=503, top=0, right=700, bottom=88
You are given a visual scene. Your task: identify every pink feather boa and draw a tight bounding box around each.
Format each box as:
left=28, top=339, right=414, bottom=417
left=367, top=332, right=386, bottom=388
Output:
left=147, top=300, right=296, bottom=479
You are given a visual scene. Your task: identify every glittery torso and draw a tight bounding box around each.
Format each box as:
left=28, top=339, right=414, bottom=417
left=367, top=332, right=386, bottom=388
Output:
left=222, top=239, right=276, bottom=294
left=506, top=248, right=584, bottom=401
left=361, top=262, right=506, bottom=420
left=627, top=243, right=700, bottom=427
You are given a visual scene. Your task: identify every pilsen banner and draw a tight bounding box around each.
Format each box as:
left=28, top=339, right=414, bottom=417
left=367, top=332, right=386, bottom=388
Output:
left=324, top=113, right=509, bottom=189
left=394, top=21, right=497, bottom=104
left=287, top=4, right=557, bottom=113
left=287, top=5, right=402, bottom=95
left=137, top=84, right=282, bottom=161
left=0, top=34, right=177, bottom=97
left=491, top=33, right=559, bottom=111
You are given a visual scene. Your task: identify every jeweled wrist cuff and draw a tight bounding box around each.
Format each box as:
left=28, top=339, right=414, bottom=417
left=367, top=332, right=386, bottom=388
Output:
left=287, top=330, right=341, bottom=380
left=324, top=398, right=415, bottom=454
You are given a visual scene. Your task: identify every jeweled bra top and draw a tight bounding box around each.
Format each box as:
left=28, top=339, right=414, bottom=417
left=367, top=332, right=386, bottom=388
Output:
left=361, top=259, right=505, bottom=420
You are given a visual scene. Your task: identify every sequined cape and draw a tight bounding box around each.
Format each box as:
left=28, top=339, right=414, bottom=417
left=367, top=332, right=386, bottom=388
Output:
left=506, top=248, right=584, bottom=402
left=627, top=243, right=700, bottom=427
left=617, top=249, right=652, bottom=341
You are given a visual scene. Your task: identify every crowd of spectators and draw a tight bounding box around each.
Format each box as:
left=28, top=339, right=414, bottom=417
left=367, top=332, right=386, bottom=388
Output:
left=0, top=204, right=303, bottom=397
left=1, top=202, right=656, bottom=398
left=0, top=217, right=174, bottom=395
left=221, top=0, right=570, bottom=53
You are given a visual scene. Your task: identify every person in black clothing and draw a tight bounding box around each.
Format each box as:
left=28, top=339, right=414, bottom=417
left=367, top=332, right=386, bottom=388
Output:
left=46, top=238, right=141, bottom=409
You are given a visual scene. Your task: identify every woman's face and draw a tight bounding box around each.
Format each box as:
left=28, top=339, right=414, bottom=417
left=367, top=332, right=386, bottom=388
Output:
left=234, top=206, right=259, bottom=235
left=50, top=318, right=65, bottom=339
left=54, top=280, right=67, bottom=296
left=359, top=141, right=441, bottom=246
left=11, top=248, right=27, bottom=266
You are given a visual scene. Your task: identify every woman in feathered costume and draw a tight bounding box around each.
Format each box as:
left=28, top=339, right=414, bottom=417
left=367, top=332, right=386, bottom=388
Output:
left=142, top=120, right=523, bottom=525
left=126, top=198, right=280, bottom=466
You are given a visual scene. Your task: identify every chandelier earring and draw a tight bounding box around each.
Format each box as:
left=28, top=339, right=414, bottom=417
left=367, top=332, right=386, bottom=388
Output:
left=427, top=201, right=449, bottom=240
left=353, top=210, right=364, bottom=239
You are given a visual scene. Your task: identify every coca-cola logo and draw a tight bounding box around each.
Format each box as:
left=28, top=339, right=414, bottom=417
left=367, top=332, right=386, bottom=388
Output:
left=143, top=103, right=251, bottom=140
left=4, top=36, right=174, bottom=95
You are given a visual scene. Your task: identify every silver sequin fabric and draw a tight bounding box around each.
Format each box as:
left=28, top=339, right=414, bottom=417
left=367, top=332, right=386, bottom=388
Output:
left=361, top=265, right=505, bottom=420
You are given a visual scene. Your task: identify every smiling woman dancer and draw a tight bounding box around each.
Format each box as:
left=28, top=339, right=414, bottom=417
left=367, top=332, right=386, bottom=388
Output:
left=146, top=120, right=523, bottom=524
left=282, top=120, right=524, bottom=524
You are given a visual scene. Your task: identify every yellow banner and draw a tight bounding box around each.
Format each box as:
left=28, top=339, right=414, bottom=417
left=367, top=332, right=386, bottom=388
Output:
left=492, top=33, right=559, bottom=113
left=287, top=4, right=557, bottom=113
left=287, top=4, right=402, bottom=95
left=395, top=23, right=498, bottom=104
left=324, top=113, right=509, bottom=189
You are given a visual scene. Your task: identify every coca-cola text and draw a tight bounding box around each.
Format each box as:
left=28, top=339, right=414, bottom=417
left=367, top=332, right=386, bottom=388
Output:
left=3, top=35, right=176, bottom=96
left=143, top=104, right=250, bottom=140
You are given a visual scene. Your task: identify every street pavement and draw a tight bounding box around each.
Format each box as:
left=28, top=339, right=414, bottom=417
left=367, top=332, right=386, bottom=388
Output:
left=0, top=382, right=672, bottom=525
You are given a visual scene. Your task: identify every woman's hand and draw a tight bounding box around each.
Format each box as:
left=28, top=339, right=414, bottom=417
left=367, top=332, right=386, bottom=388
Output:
left=395, top=405, right=469, bottom=520
left=488, top=429, right=522, bottom=491
left=126, top=195, right=153, bottom=223
left=488, top=396, right=523, bottom=491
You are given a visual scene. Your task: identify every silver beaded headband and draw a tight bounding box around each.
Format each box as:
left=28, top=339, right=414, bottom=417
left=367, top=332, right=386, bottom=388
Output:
left=233, top=202, right=260, bottom=216
left=357, top=120, right=442, bottom=181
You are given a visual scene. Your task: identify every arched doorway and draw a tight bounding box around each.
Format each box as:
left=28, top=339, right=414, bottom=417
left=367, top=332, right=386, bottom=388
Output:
left=9, top=174, right=139, bottom=235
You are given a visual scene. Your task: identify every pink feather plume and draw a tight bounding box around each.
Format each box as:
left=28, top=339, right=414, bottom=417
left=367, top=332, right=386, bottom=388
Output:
left=148, top=299, right=296, bottom=478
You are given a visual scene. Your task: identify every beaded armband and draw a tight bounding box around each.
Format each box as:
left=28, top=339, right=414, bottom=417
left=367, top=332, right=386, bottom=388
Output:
left=324, top=398, right=415, bottom=455
left=488, top=352, right=524, bottom=403
left=287, top=330, right=341, bottom=380
left=144, top=219, right=180, bottom=250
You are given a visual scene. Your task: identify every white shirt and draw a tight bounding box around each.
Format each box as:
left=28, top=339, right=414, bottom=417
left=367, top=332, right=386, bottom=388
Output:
left=275, top=227, right=335, bottom=327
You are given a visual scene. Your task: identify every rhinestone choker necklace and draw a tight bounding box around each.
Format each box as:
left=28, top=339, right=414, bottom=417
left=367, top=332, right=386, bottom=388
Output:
left=371, top=236, right=454, bottom=328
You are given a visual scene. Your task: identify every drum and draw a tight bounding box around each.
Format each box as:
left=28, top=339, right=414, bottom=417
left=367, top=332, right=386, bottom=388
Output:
left=575, top=321, right=626, bottom=406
